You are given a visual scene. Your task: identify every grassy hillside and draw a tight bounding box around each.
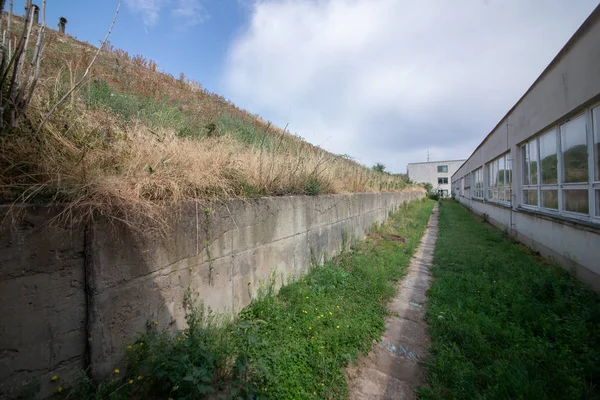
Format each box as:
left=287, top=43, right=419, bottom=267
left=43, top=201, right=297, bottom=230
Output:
left=0, top=13, right=419, bottom=230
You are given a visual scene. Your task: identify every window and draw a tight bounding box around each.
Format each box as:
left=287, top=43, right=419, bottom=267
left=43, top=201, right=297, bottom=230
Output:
left=438, top=189, right=448, bottom=197
left=561, top=115, right=588, bottom=214
left=438, top=177, right=448, bottom=185
left=473, top=168, right=484, bottom=198
left=437, top=165, right=448, bottom=173
left=487, top=152, right=512, bottom=203
left=522, top=139, right=539, bottom=206
left=520, top=106, right=600, bottom=221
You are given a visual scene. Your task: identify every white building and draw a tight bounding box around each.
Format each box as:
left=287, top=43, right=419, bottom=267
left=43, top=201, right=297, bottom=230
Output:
left=452, top=5, right=600, bottom=290
left=407, top=160, right=466, bottom=197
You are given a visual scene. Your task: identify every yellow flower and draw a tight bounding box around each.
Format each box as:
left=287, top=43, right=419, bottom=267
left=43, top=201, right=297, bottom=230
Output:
left=154, top=321, right=158, bottom=325
left=139, top=342, right=144, bottom=346
left=306, top=296, right=309, bottom=299
left=51, top=375, right=58, bottom=382
left=336, top=305, right=340, bottom=309
left=336, top=325, right=340, bottom=329
left=128, top=379, right=134, bottom=384
left=315, top=308, right=318, bottom=311
left=320, top=314, right=324, bottom=318
left=318, top=352, right=321, bottom=354
left=321, top=383, right=325, bottom=386
left=114, top=369, right=120, bottom=374
left=127, top=345, right=132, bottom=349
left=137, top=375, right=143, bottom=380
left=329, top=312, right=333, bottom=316
left=320, top=346, right=324, bottom=349
left=309, top=327, right=312, bottom=330
left=56, top=386, right=63, bottom=393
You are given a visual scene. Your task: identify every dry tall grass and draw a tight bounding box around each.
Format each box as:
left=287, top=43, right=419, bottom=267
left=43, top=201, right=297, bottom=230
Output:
left=0, top=15, right=421, bottom=232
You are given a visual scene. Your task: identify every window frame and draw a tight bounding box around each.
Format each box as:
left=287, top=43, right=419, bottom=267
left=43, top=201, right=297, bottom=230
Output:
left=486, top=152, right=512, bottom=205
left=472, top=167, right=484, bottom=199
left=437, top=165, right=448, bottom=173
left=519, top=105, right=600, bottom=223
left=438, top=177, right=449, bottom=185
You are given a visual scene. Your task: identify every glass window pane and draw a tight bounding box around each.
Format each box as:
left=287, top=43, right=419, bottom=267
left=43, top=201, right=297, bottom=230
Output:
left=522, top=145, right=530, bottom=185
left=563, top=189, right=589, bottom=214
left=506, top=154, right=512, bottom=186
left=540, top=130, right=558, bottom=184
left=498, top=190, right=505, bottom=202
left=506, top=188, right=512, bottom=202
left=497, top=157, right=505, bottom=187
left=596, top=189, right=600, bottom=216
left=594, top=107, right=600, bottom=181
left=530, top=139, right=538, bottom=185
left=523, top=189, right=538, bottom=206
left=541, top=190, right=558, bottom=209
left=561, top=115, right=588, bottom=183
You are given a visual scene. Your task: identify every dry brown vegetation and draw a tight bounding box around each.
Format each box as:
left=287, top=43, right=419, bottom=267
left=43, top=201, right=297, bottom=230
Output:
left=0, top=13, right=420, bottom=231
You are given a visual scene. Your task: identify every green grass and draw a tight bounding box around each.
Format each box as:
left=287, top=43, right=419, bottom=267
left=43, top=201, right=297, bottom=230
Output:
left=83, top=80, right=198, bottom=137
left=60, top=199, right=435, bottom=400
left=418, top=201, right=600, bottom=400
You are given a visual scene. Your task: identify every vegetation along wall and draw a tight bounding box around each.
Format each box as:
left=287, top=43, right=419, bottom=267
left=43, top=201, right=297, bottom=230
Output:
left=0, top=191, right=423, bottom=398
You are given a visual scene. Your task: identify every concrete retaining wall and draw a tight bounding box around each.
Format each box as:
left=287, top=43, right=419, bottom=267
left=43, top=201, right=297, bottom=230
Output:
left=0, top=191, right=423, bottom=398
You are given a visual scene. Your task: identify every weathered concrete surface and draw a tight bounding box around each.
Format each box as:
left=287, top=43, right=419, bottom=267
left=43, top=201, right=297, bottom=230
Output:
left=0, top=208, right=86, bottom=399
left=0, top=191, right=424, bottom=398
left=347, top=203, right=438, bottom=400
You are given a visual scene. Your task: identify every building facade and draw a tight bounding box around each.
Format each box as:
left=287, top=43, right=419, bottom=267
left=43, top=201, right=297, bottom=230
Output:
left=452, top=5, right=600, bottom=290
left=408, top=160, right=466, bottom=197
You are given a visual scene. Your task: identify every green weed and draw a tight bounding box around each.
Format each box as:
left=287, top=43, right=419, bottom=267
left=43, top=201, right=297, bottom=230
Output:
left=418, top=201, right=600, bottom=400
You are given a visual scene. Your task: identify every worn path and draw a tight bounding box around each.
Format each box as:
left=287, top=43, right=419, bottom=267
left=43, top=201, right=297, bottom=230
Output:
left=347, top=203, right=439, bottom=400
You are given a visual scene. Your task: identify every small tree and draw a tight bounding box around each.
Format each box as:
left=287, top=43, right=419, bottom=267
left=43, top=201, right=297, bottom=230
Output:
left=372, top=163, right=386, bottom=173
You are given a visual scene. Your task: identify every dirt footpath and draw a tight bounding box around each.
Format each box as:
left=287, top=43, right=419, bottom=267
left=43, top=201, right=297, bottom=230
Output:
left=346, top=203, right=439, bottom=400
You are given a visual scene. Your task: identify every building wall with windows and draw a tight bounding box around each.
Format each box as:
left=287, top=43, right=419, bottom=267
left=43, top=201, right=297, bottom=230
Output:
left=452, top=4, right=600, bottom=290
left=407, top=160, right=466, bottom=197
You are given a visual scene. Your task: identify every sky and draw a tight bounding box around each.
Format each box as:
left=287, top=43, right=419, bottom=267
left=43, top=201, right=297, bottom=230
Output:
left=21, top=0, right=600, bottom=173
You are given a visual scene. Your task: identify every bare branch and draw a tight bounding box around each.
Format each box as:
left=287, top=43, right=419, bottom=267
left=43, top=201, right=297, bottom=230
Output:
left=22, top=0, right=46, bottom=111
left=37, top=0, right=122, bottom=133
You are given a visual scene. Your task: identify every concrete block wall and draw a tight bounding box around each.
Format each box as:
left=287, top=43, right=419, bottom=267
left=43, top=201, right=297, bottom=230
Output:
left=0, top=191, right=423, bottom=398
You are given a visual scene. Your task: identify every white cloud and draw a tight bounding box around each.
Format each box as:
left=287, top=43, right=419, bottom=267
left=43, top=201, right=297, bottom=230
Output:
left=223, top=0, right=598, bottom=172
left=172, top=0, right=207, bottom=28
left=125, top=0, right=206, bottom=28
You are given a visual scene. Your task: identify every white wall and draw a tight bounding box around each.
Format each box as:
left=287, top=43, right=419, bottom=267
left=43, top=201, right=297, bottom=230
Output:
left=452, top=5, right=600, bottom=290
left=407, top=160, right=465, bottom=196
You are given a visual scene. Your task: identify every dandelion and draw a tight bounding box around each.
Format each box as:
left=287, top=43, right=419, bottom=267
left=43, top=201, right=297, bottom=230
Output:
left=329, top=312, right=332, bottom=315
left=309, top=327, right=312, bottom=330
left=321, top=383, right=325, bottom=386
left=306, top=296, right=309, bottom=299
left=154, top=321, right=158, bottom=325
left=139, top=342, right=144, bottom=346
left=336, top=326, right=340, bottom=329
left=315, top=308, right=318, bottom=311
left=129, top=379, right=134, bottom=384
left=137, top=376, right=143, bottom=380
left=56, top=386, right=63, bottom=393
left=51, top=375, right=58, bottom=382
left=318, top=352, right=321, bottom=354
left=114, top=369, right=120, bottom=374
left=320, top=314, right=324, bottom=318
left=320, top=346, right=324, bottom=349
left=127, top=345, right=132, bottom=349
left=336, top=305, right=340, bottom=309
